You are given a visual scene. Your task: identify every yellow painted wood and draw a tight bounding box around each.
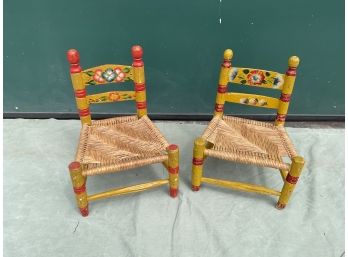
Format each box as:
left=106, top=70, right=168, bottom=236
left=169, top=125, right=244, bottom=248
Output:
left=82, top=65, right=133, bottom=86
left=69, top=163, right=88, bottom=210
left=75, top=97, right=89, bottom=109
left=275, top=56, right=300, bottom=126
left=70, top=73, right=91, bottom=125
left=191, top=138, right=206, bottom=188
left=86, top=91, right=136, bottom=104
left=277, top=156, right=305, bottom=209
left=133, top=66, right=145, bottom=84
left=202, top=177, right=281, bottom=196
left=214, top=49, right=232, bottom=116
left=229, top=67, right=285, bottom=90
left=167, top=146, right=179, bottom=189
left=279, top=169, right=288, bottom=182
left=224, top=92, right=280, bottom=109
left=87, top=179, right=169, bottom=201
left=133, top=64, right=147, bottom=117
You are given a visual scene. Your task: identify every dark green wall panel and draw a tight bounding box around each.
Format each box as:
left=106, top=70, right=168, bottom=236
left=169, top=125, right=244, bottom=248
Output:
left=4, top=0, right=344, bottom=117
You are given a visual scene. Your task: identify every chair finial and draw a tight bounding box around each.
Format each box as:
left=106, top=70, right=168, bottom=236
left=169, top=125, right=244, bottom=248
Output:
left=288, top=56, right=300, bottom=68
left=224, top=49, right=233, bottom=60
left=132, top=45, right=144, bottom=67
left=67, top=49, right=80, bottom=64
left=67, top=49, right=82, bottom=73
left=131, top=45, right=143, bottom=59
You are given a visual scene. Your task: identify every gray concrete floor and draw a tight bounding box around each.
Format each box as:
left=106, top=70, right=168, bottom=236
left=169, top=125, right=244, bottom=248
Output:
left=4, top=119, right=345, bottom=257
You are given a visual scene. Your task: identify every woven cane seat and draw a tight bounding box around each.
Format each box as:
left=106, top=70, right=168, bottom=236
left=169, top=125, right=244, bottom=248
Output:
left=76, top=115, right=170, bottom=176
left=202, top=116, right=297, bottom=170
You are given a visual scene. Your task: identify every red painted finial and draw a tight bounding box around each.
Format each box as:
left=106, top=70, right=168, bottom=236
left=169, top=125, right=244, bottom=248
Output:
left=67, top=49, right=82, bottom=73
left=131, top=45, right=144, bottom=67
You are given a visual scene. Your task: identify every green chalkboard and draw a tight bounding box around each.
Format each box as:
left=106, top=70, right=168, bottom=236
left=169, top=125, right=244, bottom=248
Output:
left=4, top=0, right=344, bottom=118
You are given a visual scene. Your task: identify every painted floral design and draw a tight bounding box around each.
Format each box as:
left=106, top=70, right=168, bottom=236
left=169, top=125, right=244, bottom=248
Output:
left=114, top=67, right=126, bottom=82
left=240, top=97, right=267, bottom=106
left=83, top=66, right=132, bottom=86
left=102, top=68, right=116, bottom=82
left=230, top=68, right=284, bottom=89
left=247, top=70, right=265, bottom=85
left=272, top=74, right=284, bottom=88
left=93, top=69, right=105, bottom=83
left=108, top=92, right=121, bottom=101
left=229, top=67, right=238, bottom=81
left=87, top=92, right=135, bottom=104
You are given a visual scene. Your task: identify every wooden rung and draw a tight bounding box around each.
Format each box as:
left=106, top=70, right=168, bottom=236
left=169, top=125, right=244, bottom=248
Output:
left=87, top=179, right=169, bottom=201
left=279, top=169, right=288, bottom=182
left=201, top=177, right=281, bottom=196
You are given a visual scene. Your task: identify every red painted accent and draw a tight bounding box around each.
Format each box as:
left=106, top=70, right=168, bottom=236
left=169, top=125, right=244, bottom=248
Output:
left=136, top=101, right=147, bottom=109
left=276, top=113, right=286, bottom=122
left=131, top=45, right=144, bottom=67
left=170, top=188, right=178, bottom=198
left=69, top=161, right=81, bottom=170
left=67, top=49, right=82, bottom=73
left=167, top=144, right=178, bottom=151
left=217, top=85, right=227, bottom=93
left=286, top=68, right=297, bottom=76
left=135, top=83, right=146, bottom=92
left=73, top=183, right=86, bottom=194
left=222, top=60, right=231, bottom=68
left=192, top=185, right=200, bottom=191
left=215, top=104, right=224, bottom=112
left=79, top=206, right=89, bottom=217
left=79, top=108, right=90, bottom=117
left=75, top=89, right=87, bottom=98
left=169, top=167, right=179, bottom=174
left=192, top=158, right=203, bottom=165
left=286, top=174, right=299, bottom=184
left=280, top=93, right=291, bottom=102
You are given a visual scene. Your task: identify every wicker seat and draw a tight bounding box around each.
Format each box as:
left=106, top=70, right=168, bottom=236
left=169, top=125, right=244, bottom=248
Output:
left=67, top=46, right=179, bottom=217
left=202, top=115, right=297, bottom=170
left=191, top=49, right=305, bottom=209
left=76, top=115, right=170, bottom=176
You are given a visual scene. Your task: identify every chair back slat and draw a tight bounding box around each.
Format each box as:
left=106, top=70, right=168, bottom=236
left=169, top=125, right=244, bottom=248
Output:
left=213, top=49, right=300, bottom=126
left=229, top=67, right=285, bottom=90
left=87, top=91, right=136, bottom=104
left=225, top=92, right=280, bottom=109
left=67, top=45, right=148, bottom=124
left=82, top=65, right=133, bottom=86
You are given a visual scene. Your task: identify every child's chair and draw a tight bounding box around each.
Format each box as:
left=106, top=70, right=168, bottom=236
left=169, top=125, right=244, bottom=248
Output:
left=67, top=45, right=179, bottom=216
left=191, top=49, right=305, bottom=209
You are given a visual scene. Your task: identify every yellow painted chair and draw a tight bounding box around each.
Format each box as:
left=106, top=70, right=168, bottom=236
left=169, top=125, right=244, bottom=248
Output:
left=67, top=45, right=179, bottom=216
left=191, top=49, right=305, bottom=209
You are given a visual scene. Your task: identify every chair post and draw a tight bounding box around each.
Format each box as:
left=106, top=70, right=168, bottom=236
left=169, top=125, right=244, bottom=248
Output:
left=132, top=45, right=148, bottom=118
left=68, top=162, right=89, bottom=216
left=167, top=145, right=179, bottom=198
left=214, top=49, right=233, bottom=117
left=191, top=138, right=206, bottom=191
left=67, top=49, right=91, bottom=125
left=275, top=56, right=300, bottom=126
left=276, top=156, right=305, bottom=209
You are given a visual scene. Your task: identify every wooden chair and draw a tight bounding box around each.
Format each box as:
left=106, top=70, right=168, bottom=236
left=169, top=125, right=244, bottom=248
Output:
left=67, top=45, right=179, bottom=216
left=191, top=49, right=305, bottom=209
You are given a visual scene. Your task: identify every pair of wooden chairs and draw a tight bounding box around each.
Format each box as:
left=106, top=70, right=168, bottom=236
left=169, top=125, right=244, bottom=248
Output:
left=67, top=46, right=304, bottom=216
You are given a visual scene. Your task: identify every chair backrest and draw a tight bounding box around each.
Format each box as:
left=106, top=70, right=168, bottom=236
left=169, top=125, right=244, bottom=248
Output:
left=67, top=45, right=147, bottom=125
left=213, top=49, right=300, bottom=126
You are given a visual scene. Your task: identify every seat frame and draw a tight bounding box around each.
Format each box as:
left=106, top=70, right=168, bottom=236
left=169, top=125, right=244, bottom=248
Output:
left=67, top=46, right=179, bottom=217
left=191, top=49, right=305, bottom=209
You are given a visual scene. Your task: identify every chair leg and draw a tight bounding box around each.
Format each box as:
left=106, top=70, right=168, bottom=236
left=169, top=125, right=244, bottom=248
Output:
left=276, top=156, right=305, bottom=209
left=167, top=145, right=179, bottom=198
left=69, top=162, right=89, bottom=216
left=191, top=138, right=206, bottom=191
